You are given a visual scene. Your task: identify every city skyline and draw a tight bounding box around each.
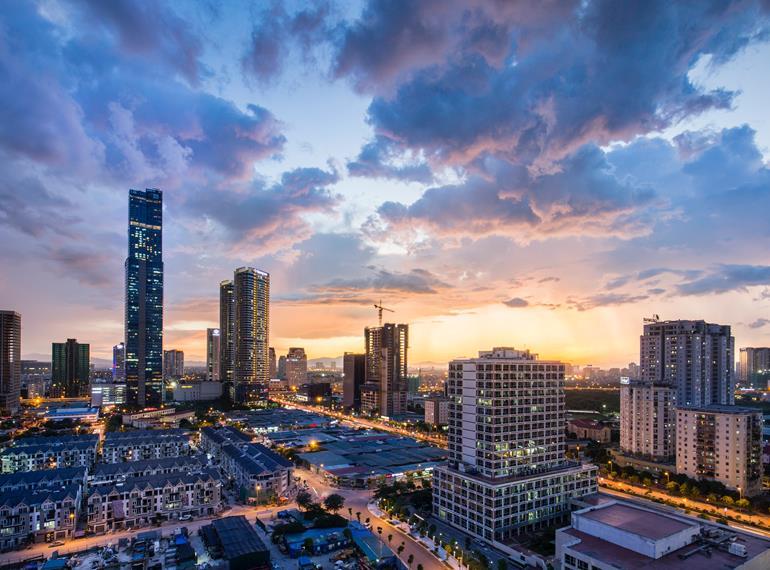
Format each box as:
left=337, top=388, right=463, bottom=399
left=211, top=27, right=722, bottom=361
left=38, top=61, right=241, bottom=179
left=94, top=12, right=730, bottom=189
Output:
left=3, top=2, right=770, bottom=368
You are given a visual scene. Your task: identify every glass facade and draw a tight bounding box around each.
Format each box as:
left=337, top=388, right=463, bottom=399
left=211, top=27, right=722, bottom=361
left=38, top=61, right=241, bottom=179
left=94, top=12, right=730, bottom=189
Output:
left=125, top=189, right=164, bottom=407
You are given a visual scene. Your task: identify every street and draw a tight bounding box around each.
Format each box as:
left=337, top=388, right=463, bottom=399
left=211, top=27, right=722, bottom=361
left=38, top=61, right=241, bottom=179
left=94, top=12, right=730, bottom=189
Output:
left=298, top=467, right=446, bottom=570
left=270, top=398, right=447, bottom=446
left=0, top=503, right=287, bottom=567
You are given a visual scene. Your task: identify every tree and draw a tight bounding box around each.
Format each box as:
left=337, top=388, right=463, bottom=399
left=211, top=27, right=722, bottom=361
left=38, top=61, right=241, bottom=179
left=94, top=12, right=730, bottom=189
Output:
left=666, top=481, right=679, bottom=494
left=397, top=544, right=405, bottom=556
left=722, top=495, right=734, bottom=506
left=323, top=493, right=345, bottom=514
left=388, top=533, right=393, bottom=546
left=356, top=511, right=361, bottom=522
left=303, top=537, right=314, bottom=554
left=296, top=489, right=314, bottom=512
left=417, top=565, right=423, bottom=570
left=497, top=560, right=509, bottom=570
left=736, top=498, right=750, bottom=511
left=407, top=554, right=414, bottom=568
left=707, top=493, right=719, bottom=503
left=348, top=507, right=353, bottom=518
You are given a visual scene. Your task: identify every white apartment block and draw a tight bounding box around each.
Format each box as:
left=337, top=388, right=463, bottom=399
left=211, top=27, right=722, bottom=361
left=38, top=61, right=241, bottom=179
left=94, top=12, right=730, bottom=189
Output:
left=676, top=406, right=763, bottom=496
left=424, top=397, right=449, bottom=426
left=620, top=381, right=676, bottom=461
left=433, top=347, right=597, bottom=543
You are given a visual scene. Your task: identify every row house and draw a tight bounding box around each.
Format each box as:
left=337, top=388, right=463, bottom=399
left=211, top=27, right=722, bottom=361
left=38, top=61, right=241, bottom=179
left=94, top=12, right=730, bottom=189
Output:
left=101, top=430, right=192, bottom=463
left=87, top=469, right=222, bottom=533
left=0, top=466, right=87, bottom=493
left=199, top=426, right=253, bottom=460
left=1, top=438, right=98, bottom=473
left=0, top=485, right=81, bottom=550
left=220, top=443, right=293, bottom=504
left=90, top=455, right=208, bottom=486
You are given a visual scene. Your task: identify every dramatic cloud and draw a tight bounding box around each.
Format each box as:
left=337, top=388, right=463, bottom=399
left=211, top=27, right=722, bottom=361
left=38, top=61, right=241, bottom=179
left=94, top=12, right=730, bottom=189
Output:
left=319, top=268, right=450, bottom=295
left=183, top=166, right=341, bottom=254
left=71, top=0, right=206, bottom=84
left=677, top=265, right=770, bottom=295
left=568, top=293, right=650, bottom=312
left=242, top=1, right=333, bottom=82
left=503, top=297, right=529, bottom=308
left=340, top=0, right=766, bottom=167
left=367, top=143, right=658, bottom=243
left=347, top=135, right=433, bottom=183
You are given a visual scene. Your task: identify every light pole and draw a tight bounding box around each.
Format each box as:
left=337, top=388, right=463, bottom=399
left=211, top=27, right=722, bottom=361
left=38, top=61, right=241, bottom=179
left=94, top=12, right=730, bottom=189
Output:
left=664, top=471, right=670, bottom=484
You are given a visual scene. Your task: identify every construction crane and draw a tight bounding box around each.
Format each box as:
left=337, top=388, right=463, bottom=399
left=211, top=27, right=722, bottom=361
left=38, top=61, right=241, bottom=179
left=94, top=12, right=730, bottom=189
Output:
left=373, top=300, right=394, bottom=326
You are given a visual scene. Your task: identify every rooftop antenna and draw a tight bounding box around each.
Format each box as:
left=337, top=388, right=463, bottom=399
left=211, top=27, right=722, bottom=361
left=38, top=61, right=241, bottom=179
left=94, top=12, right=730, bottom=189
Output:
left=643, top=314, right=660, bottom=324
left=373, top=299, right=394, bottom=326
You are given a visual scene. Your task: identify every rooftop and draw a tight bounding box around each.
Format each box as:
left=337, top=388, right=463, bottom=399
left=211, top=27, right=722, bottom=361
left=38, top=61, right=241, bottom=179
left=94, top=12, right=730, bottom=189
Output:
left=210, top=516, right=268, bottom=559
left=676, top=405, right=762, bottom=415
left=580, top=503, right=694, bottom=540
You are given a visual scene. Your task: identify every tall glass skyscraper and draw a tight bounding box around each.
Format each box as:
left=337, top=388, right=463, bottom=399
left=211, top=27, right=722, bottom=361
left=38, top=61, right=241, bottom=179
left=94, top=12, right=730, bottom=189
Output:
left=231, top=267, right=270, bottom=405
left=125, top=189, right=164, bottom=407
left=219, top=280, right=234, bottom=385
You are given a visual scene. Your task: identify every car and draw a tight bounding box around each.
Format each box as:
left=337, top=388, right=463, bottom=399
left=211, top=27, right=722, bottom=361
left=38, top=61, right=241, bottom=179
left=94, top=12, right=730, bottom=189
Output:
left=48, top=541, right=65, bottom=547
left=179, top=514, right=192, bottom=521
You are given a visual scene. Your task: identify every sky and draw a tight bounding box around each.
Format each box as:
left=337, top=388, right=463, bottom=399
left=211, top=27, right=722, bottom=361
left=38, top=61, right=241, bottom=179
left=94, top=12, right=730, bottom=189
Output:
left=2, top=0, right=770, bottom=368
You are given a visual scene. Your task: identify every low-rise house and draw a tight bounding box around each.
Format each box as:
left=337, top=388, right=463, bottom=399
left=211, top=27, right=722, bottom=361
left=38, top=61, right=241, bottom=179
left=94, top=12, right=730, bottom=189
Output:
left=0, top=466, right=87, bottom=493
left=0, top=485, right=81, bottom=550
left=220, top=443, right=293, bottom=503
left=199, top=426, right=253, bottom=460
left=101, top=429, right=191, bottom=463
left=1, top=435, right=98, bottom=472
left=87, top=468, right=222, bottom=533
left=567, top=419, right=612, bottom=443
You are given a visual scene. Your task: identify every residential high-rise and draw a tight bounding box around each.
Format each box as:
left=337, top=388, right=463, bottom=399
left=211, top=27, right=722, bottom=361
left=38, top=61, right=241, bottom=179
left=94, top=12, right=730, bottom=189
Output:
left=342, top=352, right=365, bottom=409
left=362, top=323, right=408, bottom=417
left=51, top=339, right=90, bottom=398
left=219, top=280, right=234, bottom=385
left=268, top=347, right=276, bottom=379
left=232, top=267, right=270, bottom=405
left=640, top=320, right=734, bottom=407
left=0, top=311, right=21, bottom=415
left=619, top=381, right=676, bottom=461
left=433, top=347, right=597, bottom=542
left=20, top=360, right=50, bottom=399
left=125, top=188, right=164, bottom=407
left=738, top=347, right=770, bottom=389
left=285, top=347, right=307, bottom=387
left=676, top=406, right=762, bottom=496
left=277, top=355, right=286, bottom=379
left=163, top=349, right=184, bottom=379
left=424, top=396, right=449, bottom=426
left=206, top=329, right=221, bottom=382
left=112, top=343, right=125, bottom=382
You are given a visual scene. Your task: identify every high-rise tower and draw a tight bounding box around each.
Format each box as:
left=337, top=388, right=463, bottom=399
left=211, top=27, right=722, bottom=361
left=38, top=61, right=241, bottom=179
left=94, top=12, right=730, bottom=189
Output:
left=125, top=188, right=164, bottom=407
left=362, top=323, right=408, bottom=417
left=219, top=280, right=234, bottom=386
left=0, top=311, right=21, bottom=415
left=206, top=328, right=221, bottom=382
left=51, top=338, right=90, bottom=397
left=232, top=267, right=270, bottom=405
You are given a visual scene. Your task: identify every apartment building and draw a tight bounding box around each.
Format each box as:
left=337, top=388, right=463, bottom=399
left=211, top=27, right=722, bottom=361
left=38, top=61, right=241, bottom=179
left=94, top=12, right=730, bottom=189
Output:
left=676, top=406, right=763, bottom=496
left=433, top=347, right=597, bottom=543
left=199, top=426, right=253, bottom=460
left=424, top=397, right=449, bottom=426
left=87, top=469, right=222, bottom=533
left=0, top=466, right=87, bottom=493
left=619, top=381, right=677, bottom=461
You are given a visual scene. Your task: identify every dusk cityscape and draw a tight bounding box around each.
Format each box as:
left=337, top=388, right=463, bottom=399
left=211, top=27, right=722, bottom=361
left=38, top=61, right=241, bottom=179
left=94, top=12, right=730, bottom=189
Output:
left=2, top=1, right=770, bottom=570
